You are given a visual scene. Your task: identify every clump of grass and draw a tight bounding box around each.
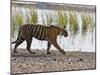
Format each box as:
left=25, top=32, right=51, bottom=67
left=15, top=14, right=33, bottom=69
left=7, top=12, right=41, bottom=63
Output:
left=11, top=9, right=24, bottom=37
left=25, top=8, right=38, bottom=24
left=69, top=12, right=79, bottom=35
left=29, top=8, right=38, bottom=24
left=81, top=15, right=90, bottom=35
left=41, top=13, right=47, bottom=25
left=56, top=11, right=68, bottom=28
left=88, top=15, right=95, bottom=32
left=46, top=14, right=53, bottom=25
left=14, top=10, right=23, bottom=27
left=41, top=11, right=55, bottom=26
left=11, top=15, right=16, bottom=37
left=88, top=15, right=96, bottom=44
left=25, top=11, right=31, bottom=24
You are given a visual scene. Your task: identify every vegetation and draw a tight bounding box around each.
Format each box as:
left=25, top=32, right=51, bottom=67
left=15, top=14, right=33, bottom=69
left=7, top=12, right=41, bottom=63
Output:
left=81, top=15, right=90, bottom=35
left=88, top=15, right=95, bottom=32
left=14, top=10, right=23, bottom=27
left=25, top=8, right=38, bottom=24
left=46, top=14, right=53, bottom=25
left=56, top=11, right=68, bottom=28
left=11, top=10, right=23, bottom=37
left=29, top=9, right=38, bottom=24
left=69, top=12, right=79, bottom=35
left=12, top=7, right=95, bottom=38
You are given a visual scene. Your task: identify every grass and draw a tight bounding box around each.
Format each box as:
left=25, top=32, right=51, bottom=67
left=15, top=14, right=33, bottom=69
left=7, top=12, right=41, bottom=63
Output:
left=56, top=11, right=68, bottom=28
left=88, top=15, right=95, bottom=32
left=88, top=15, right=95, bottom=43
left=25, top=11, right=31, bottom=24
left=29, top=8, right=38, bottom=24
left=46, top=14, right=53, bottom=25
left=41, top=11, right=57, bottom=26
left=81, top=15, right=90, bottom=35
left=25, top=8, right=38, bottom=24
left=11, top=9, right=23, bottom=37
left=69, top=12, right=79, bottom=35
left=12, top=7, right=95, bottom=38
left=14, top=10, right=23, bottom=27
left=11, top=15, right=17, bottom=37
left=12, top=8, right=38, bottom=36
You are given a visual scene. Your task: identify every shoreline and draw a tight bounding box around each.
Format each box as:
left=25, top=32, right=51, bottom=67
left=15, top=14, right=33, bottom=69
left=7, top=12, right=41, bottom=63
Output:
left=11, top=49, right=96, bottom=74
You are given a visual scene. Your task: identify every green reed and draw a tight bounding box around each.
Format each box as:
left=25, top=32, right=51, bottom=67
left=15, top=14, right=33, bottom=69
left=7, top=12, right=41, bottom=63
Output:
left=14, top=10, right=23, bottom=26
left=56, top=11, right=68, bottom=28
left=88, top=15, right=95, bottom=32
left=88, top=15, right=95, bottom=44
left=69, top=12, right=79, bottom=35
left=41, top=14, right=46, bottom=25
left=41, top=11, right=56, bottom=26
left=46, top=14, right=53, bottom=25
left=81, top=15, right=90, bottom=35
left=25, top=11, right=31, bottom=24
left=11, top=15, right=16, bottom=37
left=30, top=9, right=38, bottom=24
left=11, top=10, right=24, bottom=37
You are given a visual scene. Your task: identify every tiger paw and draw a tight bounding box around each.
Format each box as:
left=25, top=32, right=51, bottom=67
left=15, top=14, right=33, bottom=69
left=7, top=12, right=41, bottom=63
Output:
left=14, top=51, right=18, bottom=53
left=62, top=51, right=66, bottom=55
left=30, top=52, right=35, bottom=54
left=47, top=52, right=51, bottom=54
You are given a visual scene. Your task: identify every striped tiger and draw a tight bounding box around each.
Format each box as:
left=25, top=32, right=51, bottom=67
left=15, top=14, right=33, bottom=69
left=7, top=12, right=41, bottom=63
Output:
left=12, top=24, right=68, bottom=55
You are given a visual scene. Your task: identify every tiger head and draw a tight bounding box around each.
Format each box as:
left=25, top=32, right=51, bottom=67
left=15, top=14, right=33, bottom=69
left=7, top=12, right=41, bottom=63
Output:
left=60, top=29, right=68, bottom=37
left=59, top=25, right=68, bottom=37
left=50, top=25, right=68, bottom=37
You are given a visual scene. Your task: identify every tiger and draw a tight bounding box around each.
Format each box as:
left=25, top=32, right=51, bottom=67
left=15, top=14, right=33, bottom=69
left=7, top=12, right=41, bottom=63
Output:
left=12, top=24, right=68, bottom=55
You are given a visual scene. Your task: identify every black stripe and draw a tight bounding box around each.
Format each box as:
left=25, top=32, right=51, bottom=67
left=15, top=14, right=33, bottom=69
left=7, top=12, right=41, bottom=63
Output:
left=40, top=26, right=44, bottom=39
left=45, top=27, right=48, bottom=40
left=25, top=25, right=30, bottom=40
left=37, top=26, right=43, bottom=39
left=41, top=27, right=46, bottom=39
left=36, top=26, right=42, bottom=39
left=32, top=25, right=36, bottom=33
left=34, top=25, right=40, bottom=37
left=32, top=25, right=37, bottom=36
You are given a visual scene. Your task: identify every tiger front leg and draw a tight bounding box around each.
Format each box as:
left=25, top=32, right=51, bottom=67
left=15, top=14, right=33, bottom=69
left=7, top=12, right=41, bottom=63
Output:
left=47, top=42, right=51, bottom=54
left=51, top=40, right=66, bottom=55
left=26, top=40, right=35, bottom=54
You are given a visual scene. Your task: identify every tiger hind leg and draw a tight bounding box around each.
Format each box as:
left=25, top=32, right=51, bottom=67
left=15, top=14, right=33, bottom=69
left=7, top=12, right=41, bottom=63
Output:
left=13, top=37, right=24, bottom=53
left=47, top=42, right=51, bottom=54
left=26, top=39, right=35, bottom=54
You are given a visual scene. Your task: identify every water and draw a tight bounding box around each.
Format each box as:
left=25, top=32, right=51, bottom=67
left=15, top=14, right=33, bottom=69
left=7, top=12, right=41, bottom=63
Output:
left=11, top=2, right=96, bottom=52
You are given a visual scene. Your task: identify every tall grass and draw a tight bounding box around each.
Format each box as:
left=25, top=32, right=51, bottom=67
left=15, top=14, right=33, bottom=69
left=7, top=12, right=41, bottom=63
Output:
left=46, top=14, right=53, bottom=25
left=12, top=8, right=38, bottom=37
left=88, top=15, right=95, bottom=44
left=25, top=11, right=31, bottom=24
left=14, top=10, right=23, bottom=27
left=41, top=14, right=46, bottom=25
left=69, top=12, right=79, bottom=35
left=88, top=15, right=95, bottom=32
left=11, top=9, right=23, bottom=37
left=29, top=9, right=38, bottom=24
left=11, top=15, right=16, bottom=37
left=81, top=15, right=90, bottom=35
left=56, top=11, right=68, bottom=28
left=25, top=8, right=38, bottom=24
